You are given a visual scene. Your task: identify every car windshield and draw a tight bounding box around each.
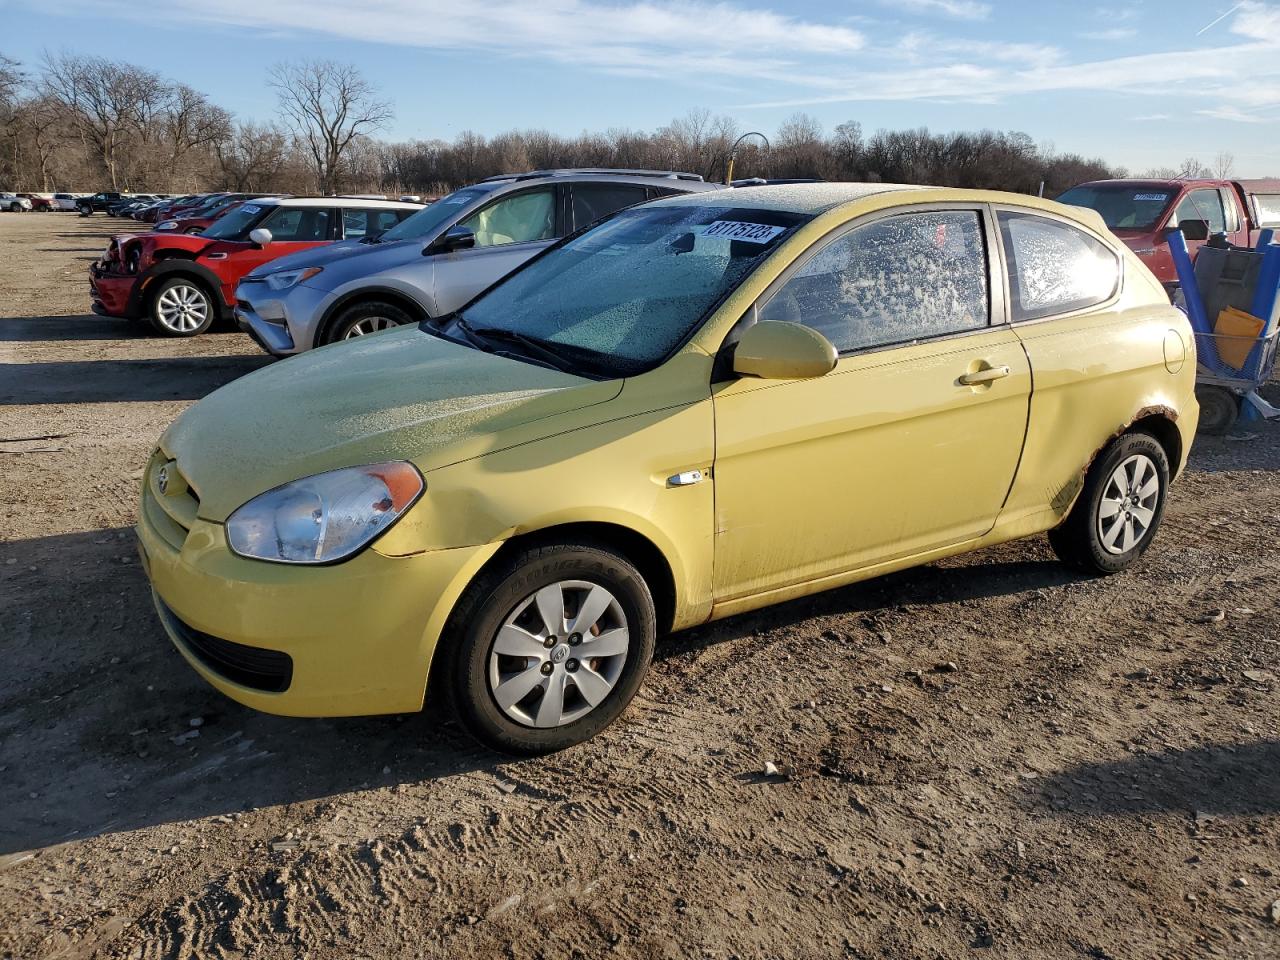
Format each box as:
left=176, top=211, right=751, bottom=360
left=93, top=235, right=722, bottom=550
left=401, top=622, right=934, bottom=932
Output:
left=1056, top=184, right=1176, bottom=231
left=377, top=185, right=498, bottom=242
left=450, top=203, right=809, bottom=378
left=200, top=202, right=269, bottom=240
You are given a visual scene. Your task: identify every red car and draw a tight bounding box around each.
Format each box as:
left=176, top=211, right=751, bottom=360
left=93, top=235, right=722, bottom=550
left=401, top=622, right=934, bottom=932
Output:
left=90, top=197, right=422, bottom=336
left=1057, top=178, right=1280, bottom=290
left=18, top=193, right=57, bottom=211
left=155, top=197, right=268, bottom=235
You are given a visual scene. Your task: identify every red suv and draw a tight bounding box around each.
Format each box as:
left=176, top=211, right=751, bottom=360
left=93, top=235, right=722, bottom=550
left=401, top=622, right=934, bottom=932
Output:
left=1057, top=178, right=1280, bottom=290
left=90, top=197, right=423, bottom=336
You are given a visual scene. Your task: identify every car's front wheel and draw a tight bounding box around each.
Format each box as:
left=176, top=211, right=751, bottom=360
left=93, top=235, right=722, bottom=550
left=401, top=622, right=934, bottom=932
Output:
left=1049, top=431, right=1170, bottom=575
left=149, top=277, right=214, bottom=337
left=444, top=542, right=657, bottom=755
left=8, top=203, right=20, bottom=212
left=78, top=204, right=92, bottom=216
left=326, top=300, right=414, bottom=344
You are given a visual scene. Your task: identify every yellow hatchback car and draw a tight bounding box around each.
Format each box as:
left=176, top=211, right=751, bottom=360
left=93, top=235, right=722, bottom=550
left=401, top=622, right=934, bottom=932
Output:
left=138, top=184, right=1198, bottom=753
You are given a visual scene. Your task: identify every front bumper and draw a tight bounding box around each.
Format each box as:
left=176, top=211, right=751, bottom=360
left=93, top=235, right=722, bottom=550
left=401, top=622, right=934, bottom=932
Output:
left=89, top=265, right=141, bottom=319
left=137, top=454, right=499, bottom=716
left=234, top=281, right=330, bottom=356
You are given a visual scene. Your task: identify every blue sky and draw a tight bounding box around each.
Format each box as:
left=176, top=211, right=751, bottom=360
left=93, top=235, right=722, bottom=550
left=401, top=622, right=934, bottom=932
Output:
left=4, top=0, right=1279, bottom=175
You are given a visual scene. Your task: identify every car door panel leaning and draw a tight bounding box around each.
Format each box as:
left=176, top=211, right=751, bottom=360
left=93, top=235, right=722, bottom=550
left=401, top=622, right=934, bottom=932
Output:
left=136, top=184, right=1198, bottom=754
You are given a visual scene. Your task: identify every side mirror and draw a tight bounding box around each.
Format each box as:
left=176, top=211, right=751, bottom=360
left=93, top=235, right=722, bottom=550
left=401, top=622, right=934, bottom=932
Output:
left=427, top=225, right=476, bottom=256
left=1177, top=218, right=1210, bottom=242
left=732, top=320, right=837, bottom=380
left=248, top=227, right=273, bottom=247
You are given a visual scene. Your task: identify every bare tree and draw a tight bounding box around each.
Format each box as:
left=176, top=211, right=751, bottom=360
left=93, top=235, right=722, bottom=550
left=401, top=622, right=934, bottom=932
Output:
left=11, top=95, right=65, bottom=189
left=0, top=53, right=22, bottom=108
left=159, top=84, right=232, bottom=189
left=214, top=122, right=290, bottom=191
left=269, top=60, right=391, bottom=194
left=42, top=53, right=162, bottom=188
left=1213, top=150, right=1236, bottom=178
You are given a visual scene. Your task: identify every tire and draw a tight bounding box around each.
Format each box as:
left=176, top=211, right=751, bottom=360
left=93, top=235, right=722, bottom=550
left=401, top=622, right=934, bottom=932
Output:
left=325, top=300, right=414, bottom=345
left=1194, top=385, right=1239, bottom=435
left=148, top=276, right=215, bottom=337
left=8, top=203, right=19, bottom=212
left=78, top=204, right=92, bottom=216
left=1048, top=431, right=1171, bottom=576
left=442, top=541, right=657, bottom=755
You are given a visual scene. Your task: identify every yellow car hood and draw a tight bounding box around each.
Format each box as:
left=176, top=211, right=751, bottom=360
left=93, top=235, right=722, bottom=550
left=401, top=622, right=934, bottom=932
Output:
left=161, top=326, right=621, bottom=521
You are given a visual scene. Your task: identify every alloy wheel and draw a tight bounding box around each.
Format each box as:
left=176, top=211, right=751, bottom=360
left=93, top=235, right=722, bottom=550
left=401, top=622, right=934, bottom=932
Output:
left=156, top=283, right=210, bottom=333
left=1096, top=453, right=1160, bottom=555
left=487, top=580, right=630, bottom=729
left=343, top=316, right=398, bottom=338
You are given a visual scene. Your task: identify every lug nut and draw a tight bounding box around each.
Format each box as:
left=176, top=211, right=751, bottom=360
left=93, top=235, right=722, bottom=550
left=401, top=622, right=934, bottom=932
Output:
left=540, top=662, right=554, bottom=675
left=568, top=633, right=582, bottom=646
left=543, top=636, right=557, bottom=649
left=566, top=659, right=578, bottom=672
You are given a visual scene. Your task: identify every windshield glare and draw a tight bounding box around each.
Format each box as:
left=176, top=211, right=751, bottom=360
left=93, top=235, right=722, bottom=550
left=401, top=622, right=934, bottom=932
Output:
left=1057, top=184, right=1176, bottom=231
left=199, top=203, right=268, bottom=240
left=379, top=185, right=497, bottom=242
left=455, top=204, right=807, bottom=377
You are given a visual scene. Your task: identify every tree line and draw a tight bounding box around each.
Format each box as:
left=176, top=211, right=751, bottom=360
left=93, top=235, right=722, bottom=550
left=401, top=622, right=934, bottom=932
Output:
left=0, top=51, right=1220, bottom=200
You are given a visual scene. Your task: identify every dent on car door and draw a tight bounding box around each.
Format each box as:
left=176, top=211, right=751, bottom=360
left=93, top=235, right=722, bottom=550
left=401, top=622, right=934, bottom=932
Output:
left=711, top=207, right=1032, bottom=604
left=433, top=186, right=560, bottom=315
left=993, top=208, right=1156, bottom=531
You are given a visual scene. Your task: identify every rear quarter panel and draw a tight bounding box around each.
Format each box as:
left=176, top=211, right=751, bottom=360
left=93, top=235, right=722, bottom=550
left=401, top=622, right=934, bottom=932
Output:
left=995, top=246, right=1197, bottom=539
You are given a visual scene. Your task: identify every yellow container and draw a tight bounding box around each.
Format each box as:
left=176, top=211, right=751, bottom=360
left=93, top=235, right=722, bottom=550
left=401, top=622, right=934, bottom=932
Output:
left=1214, top=306, right=1265, bottom=369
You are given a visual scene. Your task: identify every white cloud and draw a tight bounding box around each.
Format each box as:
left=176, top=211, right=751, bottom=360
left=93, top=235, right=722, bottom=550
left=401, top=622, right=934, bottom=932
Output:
left=1133, top=114, right=1171, bottom=121
left=1230, top=0, right=1280, bottom=39
left=890, top=0, right=992, bottom=19
left=1078, top=28, right=1137, bottom=41
left=1196, top=105, right=1267, bottom=123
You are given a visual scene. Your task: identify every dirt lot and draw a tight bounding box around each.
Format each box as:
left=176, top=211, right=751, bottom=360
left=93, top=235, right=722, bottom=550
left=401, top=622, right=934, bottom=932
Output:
left=1, top=212, right=1279, bottom=960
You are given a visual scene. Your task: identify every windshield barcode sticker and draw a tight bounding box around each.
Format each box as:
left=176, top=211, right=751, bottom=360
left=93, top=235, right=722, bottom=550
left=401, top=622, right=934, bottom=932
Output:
left=241, top=205, right=261, bottom=214
left=704, top=220, right=786, bottom=243
left=1133, top=194, right=1168, bottom=202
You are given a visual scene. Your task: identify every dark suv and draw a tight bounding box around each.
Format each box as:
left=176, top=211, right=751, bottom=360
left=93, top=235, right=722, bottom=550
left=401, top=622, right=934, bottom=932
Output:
left=77, top=192, right=124, bottom=215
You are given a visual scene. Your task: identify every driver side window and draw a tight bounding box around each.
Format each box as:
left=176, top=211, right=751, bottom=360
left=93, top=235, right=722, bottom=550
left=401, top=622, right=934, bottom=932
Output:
left=460, top=188, right=556, bottom=248
left=260, top=207, right=332, bottom=242
left=759, top=210, right=990, bottom=353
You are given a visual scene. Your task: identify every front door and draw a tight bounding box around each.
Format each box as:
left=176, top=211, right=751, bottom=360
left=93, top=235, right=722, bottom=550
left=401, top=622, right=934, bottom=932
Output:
left=711, top=206, right=1032, bottom=603
left=433, top=185, right=561, bottom=315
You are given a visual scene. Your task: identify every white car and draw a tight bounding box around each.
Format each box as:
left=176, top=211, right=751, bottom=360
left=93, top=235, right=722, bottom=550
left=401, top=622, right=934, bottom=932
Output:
left=53, top=192, right=86, bottom=211
left=1, top=192, right=33, bottom=212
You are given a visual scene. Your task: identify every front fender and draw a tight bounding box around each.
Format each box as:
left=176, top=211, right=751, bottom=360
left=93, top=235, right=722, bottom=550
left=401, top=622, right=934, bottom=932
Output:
left=131, top=259, right=232, bottom=319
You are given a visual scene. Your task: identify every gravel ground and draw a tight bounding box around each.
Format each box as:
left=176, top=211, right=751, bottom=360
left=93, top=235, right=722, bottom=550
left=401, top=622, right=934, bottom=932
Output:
left=1, top=212, right=1279, bottom=960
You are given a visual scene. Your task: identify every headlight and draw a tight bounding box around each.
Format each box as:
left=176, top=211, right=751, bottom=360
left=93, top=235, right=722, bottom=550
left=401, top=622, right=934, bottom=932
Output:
left=156, top=220, right=178, bottom=230
left=264, top=266, right=324, bottom=290
left=226, top=462, right=423, bottom=564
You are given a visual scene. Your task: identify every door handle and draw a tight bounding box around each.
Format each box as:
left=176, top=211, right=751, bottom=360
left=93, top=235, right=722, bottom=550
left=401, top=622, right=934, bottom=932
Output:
left=958, top=365, right=1011, bottom=386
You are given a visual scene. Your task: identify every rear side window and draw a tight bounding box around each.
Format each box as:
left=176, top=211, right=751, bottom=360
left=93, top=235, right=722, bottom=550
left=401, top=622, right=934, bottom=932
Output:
left=1253, top=193, right=1280, bottom=227
left=760, top=209, right=990, bottom=353
left=570, top=184, right=648, bottom=230
left=342, top=208, right=404, bottom=239
left=998, top=212, right=1119, bottom=322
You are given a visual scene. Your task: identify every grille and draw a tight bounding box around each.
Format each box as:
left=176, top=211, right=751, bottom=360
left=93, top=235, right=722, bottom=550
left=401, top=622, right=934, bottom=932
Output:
left=157, top=598, right=294, bottom=693
left=142, top=453, right=200, bottom=550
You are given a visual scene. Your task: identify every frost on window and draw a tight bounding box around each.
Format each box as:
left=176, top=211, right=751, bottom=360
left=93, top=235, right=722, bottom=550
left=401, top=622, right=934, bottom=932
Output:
left=760, top=211, right=989, bottom=353
left=999, top=212, right=1118, bottom=322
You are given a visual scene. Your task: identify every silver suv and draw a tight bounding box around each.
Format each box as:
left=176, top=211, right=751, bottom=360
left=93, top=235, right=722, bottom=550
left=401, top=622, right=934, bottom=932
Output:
left=234, top=169, right=721, bottom=355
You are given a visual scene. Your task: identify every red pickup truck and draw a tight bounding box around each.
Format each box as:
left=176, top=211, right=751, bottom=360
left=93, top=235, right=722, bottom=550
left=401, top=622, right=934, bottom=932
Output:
left=1057, top=178, right=1280, bottom=289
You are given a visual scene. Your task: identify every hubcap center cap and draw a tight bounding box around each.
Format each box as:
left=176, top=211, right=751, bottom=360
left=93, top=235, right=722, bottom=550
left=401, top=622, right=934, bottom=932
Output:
left=549, top=644, right=569, bottom=665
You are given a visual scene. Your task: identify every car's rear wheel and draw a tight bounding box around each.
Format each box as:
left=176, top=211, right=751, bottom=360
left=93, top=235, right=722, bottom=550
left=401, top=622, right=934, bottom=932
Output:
left=78, top=204, right=92, bottom=216
left=149, top=277, right=214, bottom=337
left=326, top=300, right=414, bottom=344
left=443, top=542, right=657, bottom=755
left=1048, top=431, right=1170, bottom=575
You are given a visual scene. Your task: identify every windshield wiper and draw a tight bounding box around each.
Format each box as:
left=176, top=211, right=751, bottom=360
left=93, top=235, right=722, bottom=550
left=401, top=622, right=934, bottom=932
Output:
left=451, top=318, right=575, bottom=374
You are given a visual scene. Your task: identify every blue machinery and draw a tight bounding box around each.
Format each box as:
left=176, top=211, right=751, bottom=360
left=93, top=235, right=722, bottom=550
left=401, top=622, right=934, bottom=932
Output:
left=1167, top=228, right=1280, bottom=433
